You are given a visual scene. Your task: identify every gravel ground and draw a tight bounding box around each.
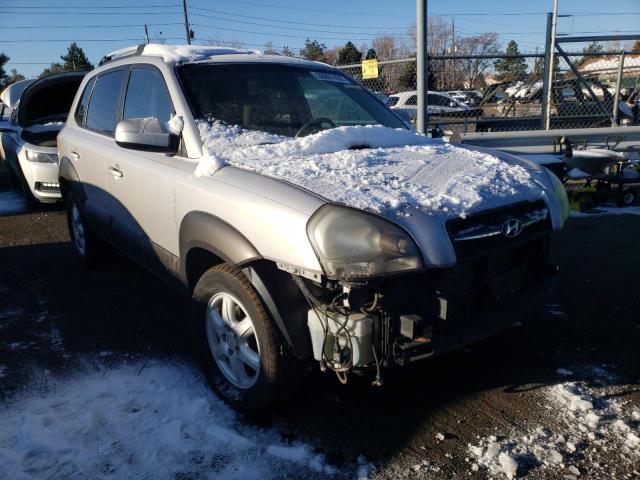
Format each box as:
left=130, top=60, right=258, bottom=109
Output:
left=0, top=183, right=639, bottom=479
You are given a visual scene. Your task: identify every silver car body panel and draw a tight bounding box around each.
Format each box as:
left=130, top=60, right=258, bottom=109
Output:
left=58, top=49, right=566, bottom=280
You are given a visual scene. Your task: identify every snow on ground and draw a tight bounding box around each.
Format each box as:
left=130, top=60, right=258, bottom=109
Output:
left=0, top=361, right=345, bottom=479
left=571, top=206, right=640, bottom=217
left=196, top=122, right=546, bottom=218
left=0, top=189, right=27, bottom=216
left=468, top=367, right=640, bottom=479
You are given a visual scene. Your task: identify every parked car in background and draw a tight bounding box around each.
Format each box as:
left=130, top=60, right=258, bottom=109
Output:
left=448, top=90, right=482, bottom=107
left=0, top=72, right=85, bottom=203
left=389, top=90, right=481, bottom=122
left=59, top=44, right=568, bottom=411
left=0, top=79, right=35, bottom=162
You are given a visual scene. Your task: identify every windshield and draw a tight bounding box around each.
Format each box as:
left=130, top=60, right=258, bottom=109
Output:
left=179, top=63, right=406, bottom=137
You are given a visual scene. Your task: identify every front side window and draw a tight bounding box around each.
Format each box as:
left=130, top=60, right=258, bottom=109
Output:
left=74, top=77, right=96, bottom=125
left=123, top=68, right=174, bottom=122
left=86, top=70, right=127, bottom=135
left=179, top=63, right=405, bottom=137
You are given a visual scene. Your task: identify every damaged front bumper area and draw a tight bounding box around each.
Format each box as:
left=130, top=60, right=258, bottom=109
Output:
left=301, top=223, right=553, bottom=385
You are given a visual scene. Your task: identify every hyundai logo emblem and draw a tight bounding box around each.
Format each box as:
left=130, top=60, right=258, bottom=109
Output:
left=501, top=218, right=523, bottom=238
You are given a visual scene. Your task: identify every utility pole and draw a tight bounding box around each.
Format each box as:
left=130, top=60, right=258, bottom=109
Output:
left=182, top=0, right=192, bottom=45
left=543, top=0, right=559, bottom=130
left=416, top=0, right=429, bottom=134
left=144, top=24, right=150, bottom=45
left=451, top=17, right=456, bottom=90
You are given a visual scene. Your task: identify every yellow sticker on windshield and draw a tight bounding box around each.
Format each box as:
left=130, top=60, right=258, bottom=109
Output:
left=362, top=59, right=379, bottom=80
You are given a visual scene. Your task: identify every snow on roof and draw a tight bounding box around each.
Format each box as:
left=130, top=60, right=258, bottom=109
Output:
left=195, top=123, right=546, bottom=219
left=142, top=43, right=261, bottom=62
left=580, top=54, right=640, bottom=75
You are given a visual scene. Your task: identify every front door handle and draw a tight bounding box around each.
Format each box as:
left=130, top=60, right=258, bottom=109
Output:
left=70, top=151, right=80, bottom=160
left=108, top=166, right=123, bottom=178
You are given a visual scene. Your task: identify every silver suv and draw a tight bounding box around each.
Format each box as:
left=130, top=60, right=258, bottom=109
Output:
left=58, top=45, right=569, bottom=410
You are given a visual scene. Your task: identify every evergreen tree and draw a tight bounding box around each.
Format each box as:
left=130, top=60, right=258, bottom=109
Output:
left=5, top=68, right=25, bottom=85
left=281, top=46, right=295, bottom=57
left=577, top=41, right=603, bottom=66
left=61, top=42, right=93, bottom=71
left=494, top=40, right=528, bottom=82
left=365, top=48, right=377, bottom=60
left=40, top=43, right=93, bottom=77
left=337, top=41, right=362, bottom=65
left=300, top=39, right=326, bottom=62
left=0, top=53, right=9, bottom=86
left=398, top=59, right=436, bottom=90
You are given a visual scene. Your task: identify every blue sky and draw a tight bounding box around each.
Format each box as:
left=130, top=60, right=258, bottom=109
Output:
left=1, top=0, right=638, bottom=77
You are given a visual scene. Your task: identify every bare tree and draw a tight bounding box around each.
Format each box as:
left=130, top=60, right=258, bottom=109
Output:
left=205, top=36, right=246, bottom=49
left=456, top=32, right=500, bottom=88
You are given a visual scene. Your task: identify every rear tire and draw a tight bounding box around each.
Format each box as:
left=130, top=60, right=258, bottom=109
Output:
left=191, top=264, right=298, bottom=413
left=617, top=188, right=638, bottom=207
left=66, top=190, right=107, bottom=267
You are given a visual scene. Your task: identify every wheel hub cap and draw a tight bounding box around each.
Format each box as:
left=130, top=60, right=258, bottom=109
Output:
left=205, top=292, right=261, bottom=389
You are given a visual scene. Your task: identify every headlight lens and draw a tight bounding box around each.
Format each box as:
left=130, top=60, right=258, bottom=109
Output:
left=307, top=205, right=423, bottom=280
left=546, top=169, right=569, bottom=222
left=25, top=150, right=58, bottom=163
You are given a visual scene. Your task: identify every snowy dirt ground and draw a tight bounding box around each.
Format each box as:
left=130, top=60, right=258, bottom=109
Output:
left=0, top=198, right=639, bottom=478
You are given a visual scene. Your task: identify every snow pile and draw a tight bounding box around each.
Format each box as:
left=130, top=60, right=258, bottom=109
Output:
left=468, top=368, right=640, bottom=478
left=165, top=114, right=184, bottom=135
left=142, top=44, right=261, bottom=63
left=0, top=188, right=27, bottom=216
left=571, top=206, right=640, bottom=217
left=0, top=361, right=340, bottom=479
left=195, top=122, right=546, bottom=218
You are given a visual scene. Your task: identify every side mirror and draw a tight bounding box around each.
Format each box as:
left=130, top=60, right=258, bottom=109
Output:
left=115, top=118, right=179, bottom=154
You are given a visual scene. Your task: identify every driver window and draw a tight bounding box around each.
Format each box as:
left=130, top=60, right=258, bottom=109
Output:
left=123, top=68, right=174, bottom=123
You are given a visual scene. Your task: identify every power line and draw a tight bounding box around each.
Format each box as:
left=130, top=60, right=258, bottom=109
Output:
left=189, top=12, right=412, bottom=37
left=0, top=38, right=185, bottom=43
left=190, top=22, right=410, bottom=41
left=0, top=23, right=183, bottom=29
left=188, top=6, right=411, bottom=30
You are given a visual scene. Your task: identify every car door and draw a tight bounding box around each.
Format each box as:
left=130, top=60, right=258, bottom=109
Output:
left=1, top=105, right=21, bottom=177
left=106, top=65, right=179, bottom=263
left=67, top=69, right=128, bottom=236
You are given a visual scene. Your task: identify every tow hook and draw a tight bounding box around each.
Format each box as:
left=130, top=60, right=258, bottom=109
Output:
left=545, top=263, right=559, bottom=279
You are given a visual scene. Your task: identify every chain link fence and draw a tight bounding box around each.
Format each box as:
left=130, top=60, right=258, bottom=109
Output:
left=337, top=52, right=640, bottom=134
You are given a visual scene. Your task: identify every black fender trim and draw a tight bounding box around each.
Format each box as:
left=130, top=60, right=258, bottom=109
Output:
left=58, top=156, right=84, bottom=201
left=179, top=211, right=262, bottom=280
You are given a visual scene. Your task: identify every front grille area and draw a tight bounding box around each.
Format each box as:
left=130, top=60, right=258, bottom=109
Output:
left=447, top=200, right=551, bottom=258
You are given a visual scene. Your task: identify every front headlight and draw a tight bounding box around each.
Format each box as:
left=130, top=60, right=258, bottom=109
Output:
left=307, top=205, right=423, bottom=280
left=546, top=169, right=569, bottom=222
left=25, top=150, right=58, bottom=163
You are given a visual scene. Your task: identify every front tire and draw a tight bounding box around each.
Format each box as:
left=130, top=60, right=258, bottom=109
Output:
left=191, top=264, right=297, bottom=412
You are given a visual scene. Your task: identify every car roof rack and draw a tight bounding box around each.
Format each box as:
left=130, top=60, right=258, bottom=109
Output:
left=98, top=44, right=146, bottom=67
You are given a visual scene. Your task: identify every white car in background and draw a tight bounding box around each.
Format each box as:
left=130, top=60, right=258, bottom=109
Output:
left=447, top=90, right=482, bottom=107
left=0, top=79, right=35, bottom=162
left=0, top=72, right=85, bottom=203
left=389, top=90, right=477, bottom=121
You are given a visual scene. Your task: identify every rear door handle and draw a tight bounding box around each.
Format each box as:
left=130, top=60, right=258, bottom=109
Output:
left=108, top=166, right=123, bottom=178
left=70, top=151, right=80, bottom=160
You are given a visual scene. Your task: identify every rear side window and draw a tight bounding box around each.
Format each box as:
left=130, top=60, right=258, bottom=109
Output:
left=74, top=77, right=96, bottom=125
left=123, top=68, right=174, bottom=122
left=86, top=70, right=127, bottom=135
left=405, top=95, right=417, bottom=106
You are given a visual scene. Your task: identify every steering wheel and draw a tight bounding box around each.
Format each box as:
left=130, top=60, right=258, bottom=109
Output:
left=295, top=117, right=336, bottom=138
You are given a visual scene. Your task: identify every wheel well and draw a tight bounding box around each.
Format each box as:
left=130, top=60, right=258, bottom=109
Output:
left=186, top=247, right=225, bottom=291
left=58, top=177, right=70, bottom=199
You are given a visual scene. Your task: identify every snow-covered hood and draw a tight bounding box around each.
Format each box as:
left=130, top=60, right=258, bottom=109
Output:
left=196, top=123, right=551, bottom=221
